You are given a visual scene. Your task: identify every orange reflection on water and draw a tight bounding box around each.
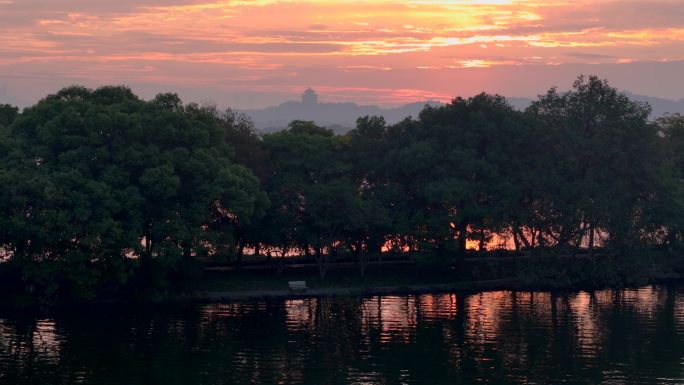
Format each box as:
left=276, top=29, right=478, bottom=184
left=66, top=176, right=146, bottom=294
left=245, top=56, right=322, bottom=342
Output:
left=31, top=320, right=62, bottom=364
left=201, top=302, right=261, bottom=319
left=285, top=299, right=317, bottom=329
left=418, top=293, right=459, bottom=320
left=362, top=296, right=418, bottom=344
left=464, top=291, right=508, bottom=347
left=198, top=284, right=684, bottom=381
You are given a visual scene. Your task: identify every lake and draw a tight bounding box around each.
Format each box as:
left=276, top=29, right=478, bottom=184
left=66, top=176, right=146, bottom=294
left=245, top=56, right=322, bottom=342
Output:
left=2, top=285, right=684, bottom=384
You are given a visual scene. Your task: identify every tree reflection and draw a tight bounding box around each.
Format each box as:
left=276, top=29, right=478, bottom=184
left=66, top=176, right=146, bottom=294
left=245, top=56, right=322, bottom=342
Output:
left=2, top=286, right=684, bottom=384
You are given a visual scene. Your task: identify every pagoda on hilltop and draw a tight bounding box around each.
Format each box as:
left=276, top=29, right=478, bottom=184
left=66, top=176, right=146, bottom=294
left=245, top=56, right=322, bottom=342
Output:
left=302, top=88, right=318, bottom=105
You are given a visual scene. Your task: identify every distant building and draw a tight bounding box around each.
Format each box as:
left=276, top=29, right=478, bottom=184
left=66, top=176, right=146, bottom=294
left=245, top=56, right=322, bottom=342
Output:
left=302, top=88, right=318, bottom=105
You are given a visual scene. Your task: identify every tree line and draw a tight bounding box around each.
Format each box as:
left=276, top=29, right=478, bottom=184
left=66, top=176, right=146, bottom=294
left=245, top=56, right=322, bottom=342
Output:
left=1, top=75, right=683, bottom=300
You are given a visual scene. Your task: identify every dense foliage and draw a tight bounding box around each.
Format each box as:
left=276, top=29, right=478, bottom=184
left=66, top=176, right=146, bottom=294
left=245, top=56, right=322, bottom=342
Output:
left=1, top=75, right=683, bottom=301
left=0, top=88, right=265, bottom=300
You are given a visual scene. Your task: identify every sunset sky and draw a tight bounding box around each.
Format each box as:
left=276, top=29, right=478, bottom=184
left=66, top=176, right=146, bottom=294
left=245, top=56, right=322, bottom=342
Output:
left=2, top=0, right=684, bottom=108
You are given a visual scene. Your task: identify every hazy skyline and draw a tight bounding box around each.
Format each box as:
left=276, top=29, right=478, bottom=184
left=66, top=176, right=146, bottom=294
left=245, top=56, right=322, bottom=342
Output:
left=2, top=0, right=684, bottom=108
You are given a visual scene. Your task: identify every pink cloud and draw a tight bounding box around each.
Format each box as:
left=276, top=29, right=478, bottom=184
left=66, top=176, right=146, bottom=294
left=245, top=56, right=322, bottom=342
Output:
left=1, top=0, right=684, bottom=107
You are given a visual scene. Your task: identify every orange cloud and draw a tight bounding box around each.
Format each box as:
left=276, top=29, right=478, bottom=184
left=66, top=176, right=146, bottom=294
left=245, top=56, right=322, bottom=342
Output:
left=1, top=0, right=684, bottom=106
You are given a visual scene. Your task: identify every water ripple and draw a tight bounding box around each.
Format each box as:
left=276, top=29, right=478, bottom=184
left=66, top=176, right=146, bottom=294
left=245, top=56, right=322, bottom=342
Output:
left=1, top=285, right=684, bottom=384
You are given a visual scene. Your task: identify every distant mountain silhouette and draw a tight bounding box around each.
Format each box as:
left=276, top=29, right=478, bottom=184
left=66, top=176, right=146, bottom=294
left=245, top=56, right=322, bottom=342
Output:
left=505, top=97, right=534, bottom=111
left=623, top=92, right=684, bottom=118
left=242, top=90, right=684, bottom=134
left=241, top=89, right=441, bottom=134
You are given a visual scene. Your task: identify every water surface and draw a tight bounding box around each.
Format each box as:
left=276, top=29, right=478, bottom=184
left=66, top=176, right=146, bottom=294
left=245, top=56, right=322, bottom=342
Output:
left=2, top=285, right=684, bottom=384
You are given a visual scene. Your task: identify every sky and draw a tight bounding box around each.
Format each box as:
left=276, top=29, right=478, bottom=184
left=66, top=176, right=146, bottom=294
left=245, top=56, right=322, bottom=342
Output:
left=1, top=0, right=684, bottom=108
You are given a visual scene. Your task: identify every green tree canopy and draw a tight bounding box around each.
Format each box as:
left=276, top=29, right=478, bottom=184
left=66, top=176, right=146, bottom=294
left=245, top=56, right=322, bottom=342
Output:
left=527, top=75, right=676, bottom=249
left=0, top=86, right=265, bottom=299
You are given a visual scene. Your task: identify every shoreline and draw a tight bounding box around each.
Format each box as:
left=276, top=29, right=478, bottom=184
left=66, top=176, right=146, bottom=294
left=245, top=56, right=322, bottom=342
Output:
left=190, top=275, right=684, bottom=303
left=193, top=278, right=525, bottom=302
left=3, top=251, right=682, bottom=312
left=2, top=275, right=683, bottom=315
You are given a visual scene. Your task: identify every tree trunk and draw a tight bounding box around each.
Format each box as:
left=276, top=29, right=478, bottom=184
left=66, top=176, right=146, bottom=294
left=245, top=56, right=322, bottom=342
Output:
left=478, top=230, right=485, bottom=253
left=276, top=246, right=288, bottom=275
left=513, top=225, right=531, bottom=250
left=355, top=240, right=368, bottom=277
left=513, top=230, right=521, bottom=252
left=457, top=223, right=468, bottom=255
left=588, top=224, right=595, bottom=257
left=236, top=241, right=244, bottom=267
left=359, top=255, right=369, bottom=277
left=666, top=228, right=677, bottom=255
left=143, top=225, right=153, bottom=261
left=315, top=246, right=327, bottom=280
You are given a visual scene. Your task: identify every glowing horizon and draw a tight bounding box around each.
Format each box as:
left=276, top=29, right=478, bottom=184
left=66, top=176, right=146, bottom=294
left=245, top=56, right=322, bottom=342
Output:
left=2, top=0, right=684, bottom=108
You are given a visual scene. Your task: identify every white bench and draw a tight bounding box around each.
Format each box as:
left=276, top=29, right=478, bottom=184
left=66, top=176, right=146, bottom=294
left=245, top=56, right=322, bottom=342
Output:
left=288, top=281, right=307, bottom=293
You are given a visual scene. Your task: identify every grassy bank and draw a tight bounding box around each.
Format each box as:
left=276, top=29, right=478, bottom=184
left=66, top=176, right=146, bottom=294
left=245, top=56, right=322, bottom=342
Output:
left=2, top=250, right=682, bottom=309
left=197, top=250, right=684, bottom=298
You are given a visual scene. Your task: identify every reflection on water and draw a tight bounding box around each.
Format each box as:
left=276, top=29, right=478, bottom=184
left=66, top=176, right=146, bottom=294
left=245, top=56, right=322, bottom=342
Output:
left=3, top=285, right=684, bottom=384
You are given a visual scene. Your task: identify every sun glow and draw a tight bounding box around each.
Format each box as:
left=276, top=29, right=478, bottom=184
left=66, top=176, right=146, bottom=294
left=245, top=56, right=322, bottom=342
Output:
left=2, top=0, right=684, bottom=106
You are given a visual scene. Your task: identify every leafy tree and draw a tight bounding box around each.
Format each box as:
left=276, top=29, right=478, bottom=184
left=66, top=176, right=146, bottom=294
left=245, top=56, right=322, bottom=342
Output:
left=262, top=121, right=358, bottom=279
left=527, top=75, right=676, bottom=251
left=0, top=104, right=19, bottom=128
left=287, top=120, right=335, bottom=137
left=381, top=95, right=525, bottom=259
left=2, top=76, right=682, bottom=300
left=656, top=113, right=684, bottom=247
left=658, top=113, right=684, bottom=177
left=204, top=107, right=269, bottom=262
left=0, top=86, right=264, bottom=300
left=347, top=116, right=392, bottom=275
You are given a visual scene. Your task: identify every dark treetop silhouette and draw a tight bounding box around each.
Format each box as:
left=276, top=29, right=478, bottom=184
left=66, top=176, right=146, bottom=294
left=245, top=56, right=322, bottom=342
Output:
left=0, top=75, right=683, bottom=304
